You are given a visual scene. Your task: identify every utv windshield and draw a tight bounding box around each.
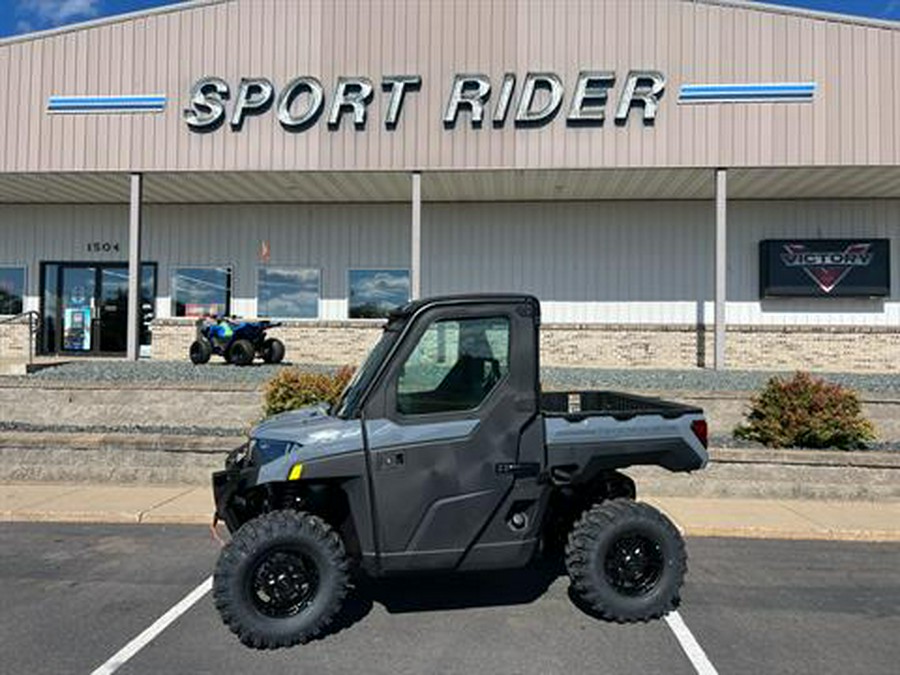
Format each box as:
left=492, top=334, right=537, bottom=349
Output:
left=334, top=318, right=405, bottom=418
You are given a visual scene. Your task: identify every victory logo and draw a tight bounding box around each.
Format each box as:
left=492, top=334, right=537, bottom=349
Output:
left=781, top=243, right=873, bottom=293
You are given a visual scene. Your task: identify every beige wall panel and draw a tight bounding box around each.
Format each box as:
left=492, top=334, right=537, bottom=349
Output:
left=423, top=199, right=900, bottom=327
left=0, top=0, right=899, bottom=173
left=2, top=197, right=897, bottom=327
left=0, top=202, right=411, bottom=319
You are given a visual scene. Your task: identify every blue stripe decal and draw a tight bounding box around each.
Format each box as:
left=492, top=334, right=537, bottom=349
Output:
left=47, top=95, right=167, bottom=113
left=679, top=82, right=816, bottom=103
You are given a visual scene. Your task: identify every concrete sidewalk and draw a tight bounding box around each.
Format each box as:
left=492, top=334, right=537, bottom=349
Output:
left=1, top=482, right=899, bottom=542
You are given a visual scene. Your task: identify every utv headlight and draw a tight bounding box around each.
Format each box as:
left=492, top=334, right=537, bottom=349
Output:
left=249, top=438, right=293, bottom=465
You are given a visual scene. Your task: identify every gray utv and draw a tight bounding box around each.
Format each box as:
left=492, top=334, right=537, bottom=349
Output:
left=211, top=294, right=708, bottom=648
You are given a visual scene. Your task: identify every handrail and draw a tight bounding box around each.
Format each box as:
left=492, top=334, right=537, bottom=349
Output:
left=0, top=310, right=41, bottom=365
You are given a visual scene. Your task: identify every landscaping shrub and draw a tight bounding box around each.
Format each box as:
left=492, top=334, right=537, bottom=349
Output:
left=263, top=366, right=355, bottom=417
left=734, top=371, right=875, bottom=450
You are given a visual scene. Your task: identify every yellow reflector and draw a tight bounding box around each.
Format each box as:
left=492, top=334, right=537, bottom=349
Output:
left=288, top=463, right=303, bottom=481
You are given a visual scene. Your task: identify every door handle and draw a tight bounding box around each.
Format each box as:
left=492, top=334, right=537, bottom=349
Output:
left=495, top=462, right=540, bottom=478
left=376, top=452, right=405, bottom=472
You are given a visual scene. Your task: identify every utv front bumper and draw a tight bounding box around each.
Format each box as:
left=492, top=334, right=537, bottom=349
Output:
left=212, top=464, right=259, bottom=533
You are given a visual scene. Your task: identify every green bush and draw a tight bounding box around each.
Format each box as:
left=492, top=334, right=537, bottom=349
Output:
left=263, top=366, right=355, bottom=417
left=734, top=371, right=875, bottom=450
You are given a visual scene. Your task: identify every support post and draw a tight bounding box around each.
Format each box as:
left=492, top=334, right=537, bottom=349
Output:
left=126, top=173, right=143, bottom=361
left=714, top=168, right=727, bottom=370
left=411, top=171, right=422, bottom=300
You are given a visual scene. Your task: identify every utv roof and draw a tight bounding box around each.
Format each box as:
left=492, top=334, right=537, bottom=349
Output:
left=389, top=294, right=540, bottom=320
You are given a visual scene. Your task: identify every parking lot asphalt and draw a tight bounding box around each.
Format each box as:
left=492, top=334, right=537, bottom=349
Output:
left=1, top=523, right=898, bottom=675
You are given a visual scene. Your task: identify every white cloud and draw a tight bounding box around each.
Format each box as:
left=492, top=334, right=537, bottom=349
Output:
left=17, top=0, right=100, bottom=27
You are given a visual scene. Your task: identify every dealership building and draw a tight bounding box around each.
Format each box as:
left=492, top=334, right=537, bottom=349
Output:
left=0, top=0, right=899, bottom=371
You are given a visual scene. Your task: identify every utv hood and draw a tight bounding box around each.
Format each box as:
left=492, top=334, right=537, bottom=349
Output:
left=250, top=406, right=364, bottom=482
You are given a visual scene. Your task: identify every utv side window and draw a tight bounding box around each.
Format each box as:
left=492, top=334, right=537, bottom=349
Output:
left=397, top=316, right=510, bottom=415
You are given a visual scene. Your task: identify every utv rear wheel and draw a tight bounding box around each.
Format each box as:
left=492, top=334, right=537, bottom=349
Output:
left=227, top=339, right=255, bottom=366
left=213, top=510, right=350, bottom=649
left=565, top=499, right=685, bottom=622
left=189, top=339, right=212, bottom=364
left=262, top=338, right=285, bottom=364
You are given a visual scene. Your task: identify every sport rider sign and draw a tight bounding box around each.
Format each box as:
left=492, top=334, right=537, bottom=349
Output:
left=759, top=239, right=891, bottom=298
left=180, top=71, right=667, bottom=132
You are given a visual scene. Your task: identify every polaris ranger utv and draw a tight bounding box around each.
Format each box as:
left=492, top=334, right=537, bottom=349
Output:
left=212, top=294, right=708, bottom=648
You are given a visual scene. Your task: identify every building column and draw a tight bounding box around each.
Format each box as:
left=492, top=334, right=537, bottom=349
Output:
left=411, top=171, right=422, bottom=300
left=714, top=168, right=727, bottom=370
left=126, top=173, right=143, bottom=361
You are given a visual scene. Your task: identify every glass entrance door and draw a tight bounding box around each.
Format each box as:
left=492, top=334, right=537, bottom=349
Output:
left=99, top=267, right=129, bottom=352
left=41, top=263, right=157, bottom=355
left=61, top=267, right=96, bottom=352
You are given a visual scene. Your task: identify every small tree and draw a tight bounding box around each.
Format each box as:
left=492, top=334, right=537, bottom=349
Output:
left=263, top=366, right=355, bottom=417
left=734, top=371, right=875, bottom=450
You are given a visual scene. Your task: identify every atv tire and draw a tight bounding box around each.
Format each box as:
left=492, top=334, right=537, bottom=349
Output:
left=227, top=339, right=255, bottom=366
left=189, top=338, right=212, bottom=365
left=262, top=338, right=285, bottom=364
left=565, top=499, right=685, bottom=622
left=213, top=510, right=350, bottom=649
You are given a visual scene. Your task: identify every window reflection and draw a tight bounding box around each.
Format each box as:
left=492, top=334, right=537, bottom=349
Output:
left=257, top=268, right=319, bottom=318
left=348, top=269, right=410, bottom=319
left=173, top=267, right=232, bottom=317
left=0, top=267, right=25, bottom=315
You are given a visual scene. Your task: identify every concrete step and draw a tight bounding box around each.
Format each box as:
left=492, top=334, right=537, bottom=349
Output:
left=1, top=429, right=897, bottom=501
left=633, top=448, right=900, bottom=501
left=3, top=381, right=898, bottom=443
left=0, top=383, right=262, bottom=429
left=0, top=360, right=28, bottom=376
left=0, top=432, right=240, bottom=485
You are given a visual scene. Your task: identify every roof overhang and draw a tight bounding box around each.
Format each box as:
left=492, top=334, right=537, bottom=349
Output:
left=0, top=167, right=898, bottom=204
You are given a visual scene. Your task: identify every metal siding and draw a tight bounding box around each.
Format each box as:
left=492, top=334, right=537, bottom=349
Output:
left=2, top=198, right=898, bottom=326
left=0, top=202, right=411, bottom=319
left=422, top=199, right=899, bottom=327
left=422, top=200, right=715, bottom=325
left=142, top=203, right=410, bottom=319
left=1, top=0, right=899, bottom=172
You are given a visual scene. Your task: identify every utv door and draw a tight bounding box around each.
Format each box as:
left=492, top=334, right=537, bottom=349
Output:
left=363, top=300, right=538, bottom=572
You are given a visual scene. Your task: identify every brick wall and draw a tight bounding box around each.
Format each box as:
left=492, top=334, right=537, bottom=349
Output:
left=0, top=317, right=31, bottom=361
left=151, top=319, right=383, bottom=366
left=541, top=324, right=706, bottom=369
left=722, top=326, right=900, bottom=373
left=149, top=319, right=900, bottom=373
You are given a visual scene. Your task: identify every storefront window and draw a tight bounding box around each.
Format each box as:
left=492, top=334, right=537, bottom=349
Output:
left=257, top=267, right=319, bottom=318
left=348, top=269, right=410, bottom=319
left=172, top=267, right=232, bottom=317
left=0, top=267, right=25, bottom=315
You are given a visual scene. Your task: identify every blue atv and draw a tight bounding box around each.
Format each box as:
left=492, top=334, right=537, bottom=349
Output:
left=190, top=317, right=285, bottom=366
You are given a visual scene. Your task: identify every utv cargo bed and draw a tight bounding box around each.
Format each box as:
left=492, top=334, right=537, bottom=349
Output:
left=541, top=390, right=707, bottom=475
left=541, top=390, right=702, bottom=420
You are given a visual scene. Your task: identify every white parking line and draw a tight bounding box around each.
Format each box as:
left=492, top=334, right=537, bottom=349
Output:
left=90, top=576, right=213, bottom=675
left=665, top=610, right=720, bottom=675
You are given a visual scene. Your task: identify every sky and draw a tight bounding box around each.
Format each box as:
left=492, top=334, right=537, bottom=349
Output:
left=0, top=0, right=898, bottom=39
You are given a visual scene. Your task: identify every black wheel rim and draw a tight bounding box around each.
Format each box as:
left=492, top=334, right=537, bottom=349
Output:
left=248, top=548, right=320, bottom=618
left=603, top=532, right=665, bottom=597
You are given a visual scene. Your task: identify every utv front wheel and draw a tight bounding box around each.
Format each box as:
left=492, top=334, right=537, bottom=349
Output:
left=213, top=510, right=350, bottom=649
left=565, top=499, right=685, bottom=622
